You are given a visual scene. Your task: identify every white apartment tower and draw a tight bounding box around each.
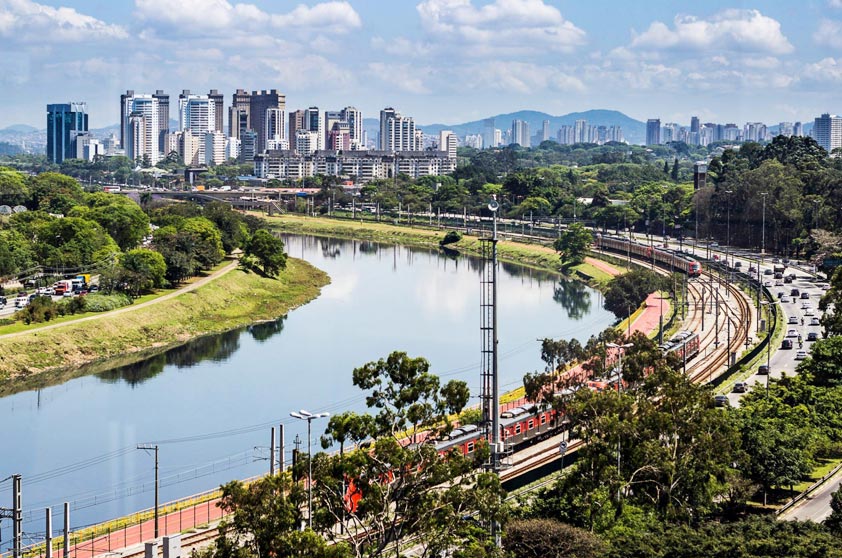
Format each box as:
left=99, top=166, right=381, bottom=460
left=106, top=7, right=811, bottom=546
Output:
left=304, top=107, right=324, bottom=151
left=341, top=106, right=363, bottom=148
left=379, top=107, right=417, bottom=151
left=812, top=113, right=842, bottom=153
left=123, top=95, right=160, bottom=165
left=178, top=91, right=216, bottom=134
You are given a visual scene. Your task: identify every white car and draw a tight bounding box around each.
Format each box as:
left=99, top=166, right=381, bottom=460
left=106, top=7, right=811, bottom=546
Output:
left=795, top=351, right=808, bottom=360
left=801, top=302, right=813, bottom=310
left=781, top=295, right=791, bottom=303
left=787, top=329, right=798, bottom=337
left=805, top=308, right=815, bottom=316
left=775, top=280, right=784, bottom=286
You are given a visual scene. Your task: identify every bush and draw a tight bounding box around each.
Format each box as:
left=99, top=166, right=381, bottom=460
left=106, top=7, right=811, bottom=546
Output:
left=14, top=296, right=60, bottom=324
left=440, top=230, right=462, bottom=246
left=81, top=293, right=132, bottom=313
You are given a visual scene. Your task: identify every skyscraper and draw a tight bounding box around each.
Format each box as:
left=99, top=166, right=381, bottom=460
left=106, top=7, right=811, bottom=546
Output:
left=812, top=113, right=842, bottom=153
left=288, top=109, right=305, bottom=144
left=541, top=120, right=551, bottom=142
left=304, top=107, right=324, bottom=151
left=46, top=102, right=88, bottom=164
left=208, top=89, right=224, bottom=133
left=511, top=119, right=530, bottom=147
left=178, top=90, right=216, bottom=133
left=340, top=106, right=363, bottom=149
left=250, top=90, right=285, bottom=153
left=228, top=89, right=286, bottom=153
left=482, top=118, right=496, bottom=149
left=646, top=119, right=661, bottom=145
left=121, top=92, right=161, bottom=165
left=228, top=89, right=251, bottom=141
left=153, top=90, right=169, bottom=153
left=439, top=130, right=457, bottom=159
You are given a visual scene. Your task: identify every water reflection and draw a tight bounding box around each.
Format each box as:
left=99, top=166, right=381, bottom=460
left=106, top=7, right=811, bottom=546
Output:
left=95, top=317, right=287, bottom=386
left=553, top=279, right=592, bottom=320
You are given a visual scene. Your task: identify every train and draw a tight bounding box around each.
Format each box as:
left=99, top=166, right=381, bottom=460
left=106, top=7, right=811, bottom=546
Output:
left=594, top=234, right=702, bottom=277
left=660, top=330, right=700, bottom=362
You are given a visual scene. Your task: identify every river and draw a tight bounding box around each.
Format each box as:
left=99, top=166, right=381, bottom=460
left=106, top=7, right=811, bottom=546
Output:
left=0, top=234, right=614, bottom=539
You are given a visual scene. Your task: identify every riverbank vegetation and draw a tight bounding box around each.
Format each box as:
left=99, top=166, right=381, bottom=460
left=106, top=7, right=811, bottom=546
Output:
left=0, top=259, right=328, bottom=393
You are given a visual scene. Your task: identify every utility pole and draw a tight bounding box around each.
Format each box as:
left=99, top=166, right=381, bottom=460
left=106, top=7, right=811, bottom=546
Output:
left=278, top=423, right=285, bottom=473
left=270, top=427, right=276, bottom=476
left=0, top=474, right=22, bottom=558
left=137, top=445, right=159, bottom=539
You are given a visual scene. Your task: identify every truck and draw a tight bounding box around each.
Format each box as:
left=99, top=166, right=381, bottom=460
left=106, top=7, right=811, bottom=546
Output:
left=53, top=279, right=73, bottom=296
left=76, top=274, right=91, bottom=285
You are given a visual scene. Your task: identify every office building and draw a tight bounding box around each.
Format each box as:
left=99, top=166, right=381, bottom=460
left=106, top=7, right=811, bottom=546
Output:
left=250, top=90, right=285, bottom=153
left=208, top=89, right=224, bottom=133
left=46, top=102, right=88, bottom=163
left=204, top=131, right=226, bottom=166
left=646, top=119, right=661, bottom=145
left=227, top=89, right=285, bottom=153
left=812, top=113, right=842, bottom=153
left=327, top=122, right=351, bottom=151
left=122, top=92, right=161, bottom=165
left=511, top=119, right=530, bottom=147
left=228, top=89, right=251, bottom=141
left=288, top=109, right=305, bottom=144
left=339, top=106, right=363, bottom=149
left=153, top=90, right=169, bottom=153
left=301, top=107, right=323, bottom=151
left=240, top=130, right=257, bottom=162
left=482, top=118, right=496, bottom=149
left=265, top=107, right=285, bottom=146
left=73, top=133, right=101, bottom=162
left=794, top=122, right=804, bottom=137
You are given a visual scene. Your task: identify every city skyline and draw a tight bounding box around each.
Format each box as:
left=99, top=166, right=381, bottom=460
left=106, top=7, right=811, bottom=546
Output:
left=3, top=1, right=842, bottom=129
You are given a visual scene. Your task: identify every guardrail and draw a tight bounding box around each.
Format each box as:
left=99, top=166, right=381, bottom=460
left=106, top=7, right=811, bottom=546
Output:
left=776, top=462, right=842, bottom=516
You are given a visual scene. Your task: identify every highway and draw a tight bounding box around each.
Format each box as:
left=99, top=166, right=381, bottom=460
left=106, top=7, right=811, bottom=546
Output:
left=780, top=467, right=842, bottom=522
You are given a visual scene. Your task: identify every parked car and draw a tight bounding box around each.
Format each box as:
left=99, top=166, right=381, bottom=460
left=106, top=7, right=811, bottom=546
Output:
left=733, top=382, right=748, bottom=393
left=807, top=332, right=820, bottom=342
left=795, top=350, right=808, bottom=360
left=781, top=339, right=793, bottom=349
left=758, top=364, right=769, bottom=375
left=714, top=395, right=730, bottom=407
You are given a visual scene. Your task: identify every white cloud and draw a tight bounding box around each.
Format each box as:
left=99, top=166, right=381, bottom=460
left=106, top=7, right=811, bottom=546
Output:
left=416, top=0, right=586, bottom=54
left=803, top=57, right=842, bottom=82
left=815, top=20, right=842, bottom=49
left=134, top=0, right=361, bottom=33
left=462, top=61, right=586, bottom=94
left=830, top=0, right=842, bottom=7
left=0, top=0, right=127, bottom=41
left=368, top=62, right=432, bottom=94
left=631, top=9, right=793, bottom=55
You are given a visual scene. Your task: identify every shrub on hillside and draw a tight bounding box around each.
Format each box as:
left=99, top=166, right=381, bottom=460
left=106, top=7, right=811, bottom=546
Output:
left=81, top=293, right=132, bottom=313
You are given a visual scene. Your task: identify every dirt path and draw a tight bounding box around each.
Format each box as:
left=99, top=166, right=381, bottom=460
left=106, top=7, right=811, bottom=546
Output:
left=584, top=256, right=621, bottom=277
left=0, top=260, right=239, bottom=340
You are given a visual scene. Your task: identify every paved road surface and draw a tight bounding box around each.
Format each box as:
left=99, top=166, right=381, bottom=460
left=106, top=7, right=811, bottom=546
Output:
left=780, top=467, right=842, bottom=522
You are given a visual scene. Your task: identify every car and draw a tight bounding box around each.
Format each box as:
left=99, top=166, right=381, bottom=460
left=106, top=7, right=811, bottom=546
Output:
left=784, top=276, right=794, bottom=283
left=801, top=301, right=813, bottom=309
left=807, top=332, right=820, bottom=341
left=62, top=291, right=73, bottom=298
left=810, top=317, right=821, bottom=326
left=787, top=328, right=798, bottom=337
left=89, top=285, right=99, bottom=292
left=788, top=316, right=799, bottom=324
left=775, top=280, right=784, bottom=286
left=764, top=280, right=772, bottom=287
left=822, top=284, right=831, bottom=291
left=783, top=258, right=790, bottom=265
left=801, top=292, right=810, bottom=299
left=734, top=261, right=742, bottom=269
left=777, top=291, right=785, bottom=299
left=805, top=308, right=815, bottom=316
left=791, top=288, right=800, bottom=296
left=781, top=295, right=791, bottom=303
left=773, top=257, right=781, bottom=263
left=781, top=339, right=793, bottom=349
left=749, top=266, right=757, bottom=274
left=757, top=364, right=769, bottom=375
left=710, top=242, right=720, bottom=248
left=764, top=269, right=773, bottom=275
left=795, top=350, right=808, bottom=360
left=714, top=394, right=730, bottom=407
left=733, top=382, right=749, bottom=393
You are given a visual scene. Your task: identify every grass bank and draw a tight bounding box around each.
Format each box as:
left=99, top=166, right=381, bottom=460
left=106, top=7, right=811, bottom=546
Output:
left=260, top=213, right=617, bottom=287
left=0, top=258, right=329, bottom=395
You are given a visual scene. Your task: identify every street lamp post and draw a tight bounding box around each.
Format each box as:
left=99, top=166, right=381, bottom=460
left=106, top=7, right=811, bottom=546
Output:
left=290, top=409, right=330, bottom=530
left=760, top=300, right=780, bottom=398
left=725, top=190, right=733, bottom=269
left=760, top=192, right=768, bottom=260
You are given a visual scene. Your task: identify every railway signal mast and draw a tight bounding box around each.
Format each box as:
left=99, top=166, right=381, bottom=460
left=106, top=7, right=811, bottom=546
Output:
left=480, top=197, right=502, bottom=547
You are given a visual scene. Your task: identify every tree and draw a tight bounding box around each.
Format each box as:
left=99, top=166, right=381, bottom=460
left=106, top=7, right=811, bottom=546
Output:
left=670, top=158, right=679, bottom=181
left=180, top=217, right=225, bottom=268
left=29, top=172, right=85, bottom=214
left=797, top=336, right=842, bottom=387
left=70, top=192, right=150, bottom=251
left=820, top=266, right=842, bottom=336
left=0, top=167, right=29, bottom=206
left=504, top=519, right=603, bottom=558
left=120, top=248, right=167, bottom=293
left=603, top=268, right=665, bottom=320
left=554, top=223, right=592, bottom=265
left=246, top=229, right=287, bottom=277
left=309, top=351, right=504, bottom=558
left=826, top=485, right=842, bottom=535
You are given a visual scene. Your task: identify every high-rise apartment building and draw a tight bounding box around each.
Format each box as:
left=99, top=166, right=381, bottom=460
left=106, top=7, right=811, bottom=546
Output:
left=482, top=118, right=496, bottom=149
left=46, top=102, right=88, bottom=163
left=812, top=113, right=842, bottom=153
left=121, top=92, right=161, bottom=165
left=646, top=119, right=661, bottom=145
left=778, top=122, right=794, bottom=137
left=323, top=110, right=342, bottom=148
left=208, top=89, right=224, bottom=133
left=541, top=120, right=551, bottom=143
left=178, top=91, right=216, bottom=133
left=152, top=90, right=169, bottom=153
left=511, top=119, right=530, bottom=147
left=380, top=108, right=417, bottom=151
left=204, top=131, right=226, bottom=166
left=439, top=130, right=457, bottom=159
left=794, top=122, right=804, bottom=137
left=265, top=108, right=285, bottom=145
left=340, top=106, right=363, bottom=148
left=228, top=89, right=251, bottom=141
left=573, top=119, right=587, bottom=143
left=250, top=90, right=285, bottom=153
left=327, top=122, right=351, bottom=151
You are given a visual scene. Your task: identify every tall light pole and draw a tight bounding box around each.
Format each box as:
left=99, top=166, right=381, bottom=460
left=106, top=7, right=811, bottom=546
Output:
left=290, top=410, right=330, bottom=530
left=725, top=190, right=733, bottom=269
left=137, top=445, right=159, bottom=539
left=760, top=192, right=768, bottom=260
left=606, top=342, right=633, bottom=502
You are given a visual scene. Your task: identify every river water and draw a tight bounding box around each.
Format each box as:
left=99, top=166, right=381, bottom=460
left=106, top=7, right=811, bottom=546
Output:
left=0, top=234, right=613, bottom=538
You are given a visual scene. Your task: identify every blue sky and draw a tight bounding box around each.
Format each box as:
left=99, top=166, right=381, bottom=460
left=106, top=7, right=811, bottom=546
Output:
left=2, top=0, right=842, bottom=129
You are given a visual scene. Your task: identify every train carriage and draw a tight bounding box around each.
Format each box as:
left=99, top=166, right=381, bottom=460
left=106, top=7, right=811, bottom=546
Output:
left=595, top=234, right=701, bottom=277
